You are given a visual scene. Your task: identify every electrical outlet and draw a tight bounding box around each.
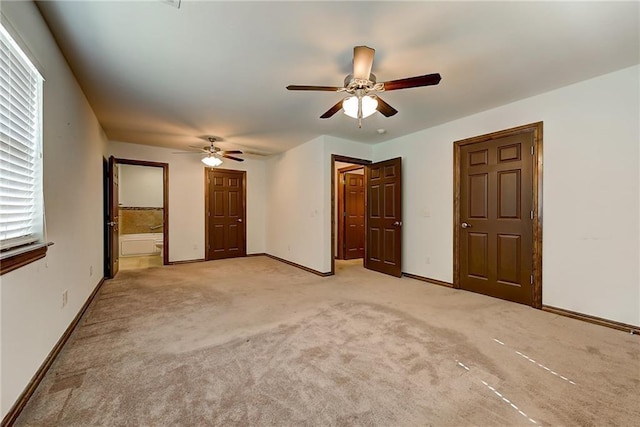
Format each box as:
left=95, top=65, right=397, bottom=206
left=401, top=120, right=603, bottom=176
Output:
left=89, top=265, right=93, bottom=276
left=193, top=244, right=198, bottom=250
left=62, top=290, right=68, bottom=308
left=425, top=257, right=431, bottom=265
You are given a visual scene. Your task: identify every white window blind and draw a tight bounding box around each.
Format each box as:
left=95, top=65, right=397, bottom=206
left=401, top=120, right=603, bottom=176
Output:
left=0, top=23, right=44, bottom=252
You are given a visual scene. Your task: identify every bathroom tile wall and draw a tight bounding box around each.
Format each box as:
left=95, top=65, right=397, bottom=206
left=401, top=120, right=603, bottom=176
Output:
left=119, top=208, right=164, bottom=234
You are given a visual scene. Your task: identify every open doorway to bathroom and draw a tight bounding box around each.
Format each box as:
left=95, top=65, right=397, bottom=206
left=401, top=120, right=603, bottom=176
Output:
left=104, top=158, right=168, bottom=277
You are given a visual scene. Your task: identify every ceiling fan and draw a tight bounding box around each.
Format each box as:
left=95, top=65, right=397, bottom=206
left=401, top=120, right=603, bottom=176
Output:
left=287, top=46, right=441, bottom=127
left=173, top=137, right=244, bottom=167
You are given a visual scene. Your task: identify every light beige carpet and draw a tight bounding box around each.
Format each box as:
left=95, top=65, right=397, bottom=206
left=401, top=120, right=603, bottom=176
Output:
left=15, top=256, right=640, bottom=426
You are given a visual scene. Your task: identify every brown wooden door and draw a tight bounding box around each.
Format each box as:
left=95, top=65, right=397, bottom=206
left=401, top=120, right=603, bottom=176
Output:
left=458, top=133, right=534, bottom=305
left=344, top=172, right=365, bottom=259
left=108, top=156, right=119, bottom=278
left=205, top=168, right=246, bottom=260
left=365, top=157, right=402, bottom=277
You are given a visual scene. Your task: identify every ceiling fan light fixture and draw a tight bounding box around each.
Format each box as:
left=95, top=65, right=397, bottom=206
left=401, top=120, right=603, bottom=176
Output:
left=202, top=155, right=222, bottom=167
left=343, top=95, right=378, bottom=119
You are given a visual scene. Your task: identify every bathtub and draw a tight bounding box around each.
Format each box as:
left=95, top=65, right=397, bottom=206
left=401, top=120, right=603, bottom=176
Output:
left=119, top=233, right=163, bottom=257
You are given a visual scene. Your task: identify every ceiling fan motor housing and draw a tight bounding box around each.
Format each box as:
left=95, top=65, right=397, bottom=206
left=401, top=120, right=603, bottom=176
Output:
left=344, top=73, right=378, bottom=94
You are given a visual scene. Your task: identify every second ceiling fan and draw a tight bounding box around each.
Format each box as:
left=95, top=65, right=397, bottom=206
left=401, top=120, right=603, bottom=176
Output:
left=287, top=46, right=441, bottom=127
left=173, top=137, right=245, bottom=167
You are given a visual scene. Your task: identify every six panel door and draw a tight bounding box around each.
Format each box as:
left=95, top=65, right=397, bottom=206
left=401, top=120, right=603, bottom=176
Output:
left=459, top=134, right=534, bottom=305
left=344, top=172, right=365, bottom=259
left=206, top=168, right=246, bottom=260
left=365, top=157, right=402, bottom=277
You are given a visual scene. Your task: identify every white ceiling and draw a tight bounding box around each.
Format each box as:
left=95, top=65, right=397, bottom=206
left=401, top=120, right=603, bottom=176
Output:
left=36, top=1, right=639, bottom=154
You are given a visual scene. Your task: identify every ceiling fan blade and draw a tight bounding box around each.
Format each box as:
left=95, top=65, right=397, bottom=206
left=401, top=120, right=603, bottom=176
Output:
left=221, top=150, right=243, bottom=155
left=242, top=150, right=271, bottom=157
left=286, top=85, right=341, bottom=92
left=320, top=99, right=344, bottom=119
left=382, top=73, right=442, bottom=91
left=353, top=46, right=375, bottom=80
left=372, top=96, right=398, bottom=117
left=221, top=154, right=244, bottom=162
left=188, top=145, right=211, bottom=152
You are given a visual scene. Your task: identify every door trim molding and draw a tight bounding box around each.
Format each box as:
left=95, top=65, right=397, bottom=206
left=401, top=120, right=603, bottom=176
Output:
left=453, top=122, right=543, bottom=308
left=336, top=168, right=346, bottom=260
left=336, top=165, right=364, bottom=260
left=338, top=165, right=365, bottom=173
left=113, top=158, right=169, bottom=266
left=331, top=155, right=372, bottom=275
left=204, top=168, right=247, bottom=261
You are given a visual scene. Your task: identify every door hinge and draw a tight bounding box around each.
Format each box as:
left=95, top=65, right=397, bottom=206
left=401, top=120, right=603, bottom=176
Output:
left=531, top=146, right=534, bottom=155
left=343, top=211, right=346, bottom=217
left=530, top=275, right=534, bottom=285
left=208, top=211, right=211, bottom=217
left=530, top=210, right=534, bottom=220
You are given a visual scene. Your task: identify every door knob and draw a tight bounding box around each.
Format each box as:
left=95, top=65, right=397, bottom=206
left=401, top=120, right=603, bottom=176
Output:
left=107, top=221, right=116, bottom=227
left=237, top=218, right=243, bottom=223
left=393, top=221, right=402, bottom=226
left=461, top=222, right=471, bottom=229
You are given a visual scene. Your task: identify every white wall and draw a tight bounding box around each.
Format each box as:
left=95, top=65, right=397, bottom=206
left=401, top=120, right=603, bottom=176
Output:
left=266, top=136, right=372, bottom=273
left=1, top=1, right=108, bottom=417
left=108, top=142, right=267, bottom=261
left=119, top=164, right=164, bottom=208
left=266, top=136, right=325, bottom=270
left=373, top=65, right=640, bottom=326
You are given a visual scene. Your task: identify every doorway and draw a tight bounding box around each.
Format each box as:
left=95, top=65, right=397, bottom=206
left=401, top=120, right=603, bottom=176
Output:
left=336, top=165, right=365, bottom=260
left=332, top=156, right=370, bottom=274
left=331, top=155, right=403, bottom=277
left=105, top=157, right=169, bottom=278
left=204, top=168, right=247, bottom=260
left=453, top=122, right=543, bottom=307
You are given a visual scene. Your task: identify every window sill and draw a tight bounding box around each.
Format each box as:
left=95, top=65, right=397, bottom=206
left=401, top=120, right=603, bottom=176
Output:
left=0, top=243, right=49, bottom=276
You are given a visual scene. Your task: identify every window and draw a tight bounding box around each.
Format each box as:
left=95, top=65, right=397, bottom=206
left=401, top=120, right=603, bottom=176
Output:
left=0, top=23, right=46, bottom=274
